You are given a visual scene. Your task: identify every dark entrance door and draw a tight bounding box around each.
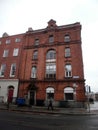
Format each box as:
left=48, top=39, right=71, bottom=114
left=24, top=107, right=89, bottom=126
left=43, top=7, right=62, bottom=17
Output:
left=8, top=86, right=14, bottom=103
left=29, top=91, right=35, bottom=105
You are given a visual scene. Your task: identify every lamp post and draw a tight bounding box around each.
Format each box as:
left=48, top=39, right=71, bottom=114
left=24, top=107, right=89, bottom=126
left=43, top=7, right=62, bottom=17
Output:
left=85, top=85, right=90, bottom=113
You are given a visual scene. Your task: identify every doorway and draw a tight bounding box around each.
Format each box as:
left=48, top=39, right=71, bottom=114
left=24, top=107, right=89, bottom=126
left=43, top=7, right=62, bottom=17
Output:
left=29, top=91, right=35, bottom=105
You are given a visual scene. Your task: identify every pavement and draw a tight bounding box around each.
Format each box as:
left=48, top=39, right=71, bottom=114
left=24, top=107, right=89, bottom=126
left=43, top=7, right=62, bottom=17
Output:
left=0, top=103, right=98, bottom=115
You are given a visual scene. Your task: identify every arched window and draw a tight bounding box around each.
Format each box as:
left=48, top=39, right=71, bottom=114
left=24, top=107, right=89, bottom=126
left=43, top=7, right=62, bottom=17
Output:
left=46, top=87, right=54, bottom=99
left=46, top=50, right=56, bottom=60
left=46, top=50, right=56, bottom=79
left=33, top=50, right=38, bottom=60
left=64, top=87, right=74, bottom=100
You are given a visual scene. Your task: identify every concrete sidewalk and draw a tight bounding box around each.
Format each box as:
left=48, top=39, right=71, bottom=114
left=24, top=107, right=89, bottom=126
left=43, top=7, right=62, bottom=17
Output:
left=0, top=103, right=98, bottom=115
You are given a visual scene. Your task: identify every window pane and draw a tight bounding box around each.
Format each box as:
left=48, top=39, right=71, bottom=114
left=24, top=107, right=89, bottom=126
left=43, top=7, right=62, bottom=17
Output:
left=65, top=48, right=71, bottom=57
left=15, top=38, right=21, bottom=42
left=0, top=64, right=6, bottom=77
left=46, top=63, right=56, bottom=73
left=65, top=64, right=72, bottom=71
left=13, top=48, right=19, bottom=56
left=6, top=39, right=10, bottom=44
left=65, top=64, right=72, bottom=77
left=46, top=63, right=56, bottom=78
left=33, top=51, right=38, bottom=59
left=31, top=66, right=37, bottom=78
left=64, top=35, right=70, bottom=42
left=49, top=35, right=54, bottom=43
left=46, top=50, right=56, bottom=60
left=10, top=63, right=16, bottom=77
left=34, top=39, right=39, bottom=45
left=3, top=50, right=9, bottom=57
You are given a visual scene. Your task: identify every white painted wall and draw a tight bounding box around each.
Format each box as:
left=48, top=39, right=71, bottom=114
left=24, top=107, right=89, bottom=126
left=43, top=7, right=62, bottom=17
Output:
left=0, top=79, right=19, bottom=103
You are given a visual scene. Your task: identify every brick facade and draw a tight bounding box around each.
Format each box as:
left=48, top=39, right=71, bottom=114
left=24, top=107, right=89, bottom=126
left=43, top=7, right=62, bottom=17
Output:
left=0, top=20, right=85, bottom=106
left=19, top=20, right=85, bottom=106
left=0, top=33, right=24, bottom=102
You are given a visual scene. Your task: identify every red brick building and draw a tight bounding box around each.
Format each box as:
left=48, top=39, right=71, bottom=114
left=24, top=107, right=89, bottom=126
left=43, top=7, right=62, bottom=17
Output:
left=0, top=32, right=24, bottom=103
left=19, top=19, right=85, bottom=107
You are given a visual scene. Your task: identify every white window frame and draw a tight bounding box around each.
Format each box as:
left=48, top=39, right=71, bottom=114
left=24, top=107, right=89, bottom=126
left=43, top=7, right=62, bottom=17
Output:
left=65, top=48, right=71, bottom=57
left=49, top=35, right=54, bottom=43
left=46, top=87, right=54, bottom=100
left=0, top=64, right=6, bottom=77
left=3, top=50, right=9, bottom=57
left=13, top=48, right=19, bottom=56
left=46, top=63, right=56, bottom=78
left=10, top=63, right=16, bottom=77
left=6, top=39, right=10, bottom=44
left=65, top=64, right=72, bottom=77
left=34, top=39, right=39, bottom=45
left=33, top=51, right=38, bottom=59
left=64, top=35, right=70, bottom=42
left=31, top=66, right=37, bottom=78
left=15, top=38, right=21, bottom=42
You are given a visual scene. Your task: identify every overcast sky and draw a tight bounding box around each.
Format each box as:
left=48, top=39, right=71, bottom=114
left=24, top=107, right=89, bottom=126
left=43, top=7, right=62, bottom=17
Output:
left=0, top=0, right=98, bottom=92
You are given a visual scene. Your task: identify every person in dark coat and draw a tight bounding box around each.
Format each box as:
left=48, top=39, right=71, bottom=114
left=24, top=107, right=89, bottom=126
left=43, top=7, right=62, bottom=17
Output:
left=48, top=99, right=53, bottom=110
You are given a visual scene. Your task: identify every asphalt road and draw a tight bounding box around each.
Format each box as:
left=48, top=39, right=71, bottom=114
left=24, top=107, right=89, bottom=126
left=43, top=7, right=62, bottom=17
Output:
left=0, top=110, right=98, bottom=130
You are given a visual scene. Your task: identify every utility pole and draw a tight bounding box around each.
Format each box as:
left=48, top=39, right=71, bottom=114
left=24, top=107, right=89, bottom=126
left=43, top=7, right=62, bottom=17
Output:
left=86, top=85, right=90, bottom=113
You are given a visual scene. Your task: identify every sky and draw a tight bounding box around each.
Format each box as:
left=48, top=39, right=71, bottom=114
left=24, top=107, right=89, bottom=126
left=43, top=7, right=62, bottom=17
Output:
left=0, top=0, right=98, bottom=92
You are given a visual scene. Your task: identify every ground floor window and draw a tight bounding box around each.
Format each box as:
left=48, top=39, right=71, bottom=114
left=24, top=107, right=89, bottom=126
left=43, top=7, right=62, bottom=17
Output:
left=65, top=93, right=73, bottom=100
left=64, top=87, right=74, bottom=101
left=46, top=87, right=54, bottom=100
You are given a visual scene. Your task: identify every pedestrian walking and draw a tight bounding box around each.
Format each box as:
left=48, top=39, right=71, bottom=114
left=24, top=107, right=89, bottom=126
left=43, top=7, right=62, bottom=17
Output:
left=48, top=99, right=53, bottom=110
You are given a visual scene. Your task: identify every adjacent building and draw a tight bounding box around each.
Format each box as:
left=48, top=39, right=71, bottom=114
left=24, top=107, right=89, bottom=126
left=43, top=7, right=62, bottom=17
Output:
left=0, top=32, right=24, bottom=103
left=18, top=19, right=85, bottom=107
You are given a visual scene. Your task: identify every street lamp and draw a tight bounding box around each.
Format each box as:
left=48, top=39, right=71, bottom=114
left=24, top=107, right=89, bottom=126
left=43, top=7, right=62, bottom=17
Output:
left=85, top=85, right=90, bottom=113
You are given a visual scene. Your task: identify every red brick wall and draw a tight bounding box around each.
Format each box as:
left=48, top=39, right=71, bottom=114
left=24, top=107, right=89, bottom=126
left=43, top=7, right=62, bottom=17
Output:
left=18, top=21, right=85, bottom=101
left=0, top=34, right=24, bottom=79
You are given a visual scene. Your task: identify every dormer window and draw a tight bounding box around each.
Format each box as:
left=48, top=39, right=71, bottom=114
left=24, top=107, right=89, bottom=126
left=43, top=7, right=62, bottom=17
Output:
left=64, top=34, right=70, bottom=42
left=49, top=35, right=54, bottom=43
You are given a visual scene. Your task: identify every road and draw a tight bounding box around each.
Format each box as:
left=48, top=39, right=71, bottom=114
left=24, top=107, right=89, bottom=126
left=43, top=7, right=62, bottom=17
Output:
left=0, top=110, right=98, bottom=130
